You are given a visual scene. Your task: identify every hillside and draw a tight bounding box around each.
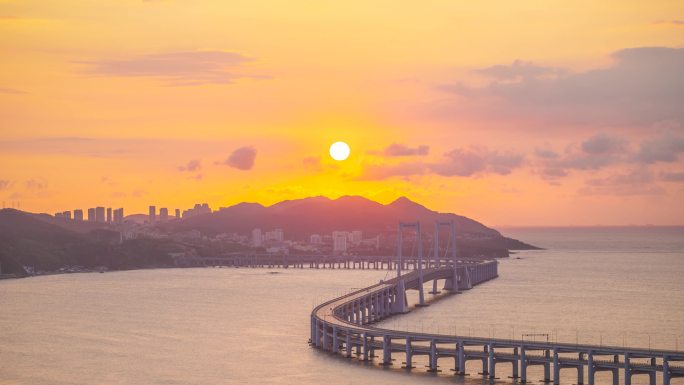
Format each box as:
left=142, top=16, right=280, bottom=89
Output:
left=166, top=195, right=537, bottom=253
left=0, top=209, right=181, bottom=276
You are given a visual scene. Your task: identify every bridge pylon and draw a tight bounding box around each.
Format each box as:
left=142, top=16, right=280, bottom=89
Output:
left=397, top=221, right=426, bottom=306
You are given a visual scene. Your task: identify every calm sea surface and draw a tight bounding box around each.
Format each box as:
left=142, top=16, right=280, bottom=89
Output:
left=1, top=227, right=683, bottom=385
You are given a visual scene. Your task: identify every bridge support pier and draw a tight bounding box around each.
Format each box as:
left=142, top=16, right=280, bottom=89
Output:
left=393, top=280, right=408, bottom=313
left=322, top=325, right=329, bottom=350
left=332, top=326, right=338, bottom=354
left=553, top=350, right=560, bottom=385
left=363, top=333, right=369, bottom=361
left=457, top=342, right=466, bottom=375
left=588, top=352, right=595, bottom=385
left=511, top=347, right=519, bottom=379
left=428, top=339, right=439, bottom=372
left=404, top=337, right=413, bottom=369
left=624, top=353, right=632, bottom=385
left=314, top=319, right=321, bottom=348
left=480, top=345, right=489, bottom=376
left=345, top=332, right=352, bottom=358
left=489, top=344, right=496, bottom=379
left=382, top=335, right=392, bottom=366
left=663, top=358, right=670, bottom=385
left=521, top=347, right=528, bottom=383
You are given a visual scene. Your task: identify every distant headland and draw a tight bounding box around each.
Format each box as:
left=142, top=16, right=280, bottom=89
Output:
left=0, top=196, right=538, bottom=278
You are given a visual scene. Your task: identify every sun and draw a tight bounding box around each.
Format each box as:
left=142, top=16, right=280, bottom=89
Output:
left=329, top=141, right=350, bottom=161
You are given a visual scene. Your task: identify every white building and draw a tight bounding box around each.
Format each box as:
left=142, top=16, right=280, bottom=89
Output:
left=333, top=231, right=348, bottom=253
left=252, top=228, right=263, bottom=247
left=350, top=230, right=362, bottom=245
left=310, top=234, right=322, bottom=244
left=264, top=228, right=284, bottom=242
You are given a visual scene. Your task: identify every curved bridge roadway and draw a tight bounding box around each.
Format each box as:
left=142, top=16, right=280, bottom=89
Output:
left=310, top=261, right=684, bottom=385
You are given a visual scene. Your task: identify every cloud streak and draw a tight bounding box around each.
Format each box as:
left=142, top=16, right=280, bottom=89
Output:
left=359, top=146, right=524, bottom=180
left=78, top=50, right=261, bottom=86
left=436, top=47, right=684, bottom=127
left=382, top=143, right=430, bottom=157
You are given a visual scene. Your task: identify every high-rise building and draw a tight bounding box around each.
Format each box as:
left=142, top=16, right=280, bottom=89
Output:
left=113, top=208, right=124, bottom=223
left=175, top=209, right=180, bottom=219
left=55, top=212, right=63, bottom=218
left=264, top=228, right=284, bottom=242
left=73, top=209, right=84, bottom=221
left=160, top=208, right=169, bottom=221
left=87, top=208, right=96, bottom=222
left=149, top=206, right=156, bottom=223
left=333, top=231, right=347, bottom=253
left=350, top=230, right=362, bottom=245
left=95, top=207, right=105, bottom=223
left=106, top=207, right=112, bottom=223
left=310, top=234, right=322, bottom=244
left=252, top=228, right=263, bottom=247
left=63, top=211, right=72, bottom=220
left=182, top=203, right=211, bottom=219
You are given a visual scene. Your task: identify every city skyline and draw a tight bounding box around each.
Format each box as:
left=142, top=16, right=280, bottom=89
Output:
left=1, top=1, right=684, bottom=227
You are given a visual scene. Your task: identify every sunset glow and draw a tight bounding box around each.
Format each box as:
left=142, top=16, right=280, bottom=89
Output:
left=1, top=1, right=683, bottom=225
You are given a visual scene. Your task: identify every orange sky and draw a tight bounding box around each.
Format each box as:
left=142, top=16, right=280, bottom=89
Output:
left=1, top=1, right=684, bottom=226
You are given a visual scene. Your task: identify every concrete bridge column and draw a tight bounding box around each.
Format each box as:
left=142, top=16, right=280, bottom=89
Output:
left=624, top=353, right=631, bottom=385
left=385, top=289, right=392, bottom=315
left=358, top=301, right=364, bottom=325
left=481, top=345, right=489, bottom=376
left=428, top=339, right=439, bottom=372
left=543, top=350, right=551, bottom=383
left=361, top=332, right=369, bottom=360
left=489, top=344, right=496, bottom=379
left=577, top=352, right=584, bottom=385
left=553, top=349, right=560, bottom=385
left=512, top=347, right=520, bottom=379
left=457, top=342, right=466, bottom=375
left=314, top=318, right=321, bottom=348
left=588, top=351, right=595, bottom=385
left=345, top=332, right=352, bottom=358
left=382, top=335, right=392, bottom=366
left=405, top=337, right=413, bottom=369
left=663, top=357, right=670, bottom=385
left=332, top=326, right=338, bottom=354
left=373, top=295, right=380, bottom=321
left=521, top=347, right=527, bottom=383
left=322, top=324, right=329, bottom=350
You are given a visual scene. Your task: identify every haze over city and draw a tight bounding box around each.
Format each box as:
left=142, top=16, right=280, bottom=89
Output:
left=1, top=1, right=684, bottom=226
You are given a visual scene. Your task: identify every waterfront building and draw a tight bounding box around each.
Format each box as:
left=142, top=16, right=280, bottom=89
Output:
left=182, top=203, right=211, bottom=218
left=73, top=209, right=84, bottom=221
left=333, top=231, right=347, bottom=252
left=264, top=228, right=284, bottom=242
left=149, top=206, right=156, bottom=223
left=350, top=230, right=362, bottom=245
left=95, top=207, right=105, bottom=223
left=113, top=208, right=124, bottom=223
left=175, top=209, right=180, bottom=219
left=310, top=234, right=322, bottom=244
left=106, top=207, right=112, bottom=223
left=252, top=228, right=263, bottom=247
left=160, top=208, right=169, bottom=221
left=87, top=208, right=96, bottom=222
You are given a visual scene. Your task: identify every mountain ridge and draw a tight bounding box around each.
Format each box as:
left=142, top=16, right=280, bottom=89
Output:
left=168, top=195, right=534, bottom=251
